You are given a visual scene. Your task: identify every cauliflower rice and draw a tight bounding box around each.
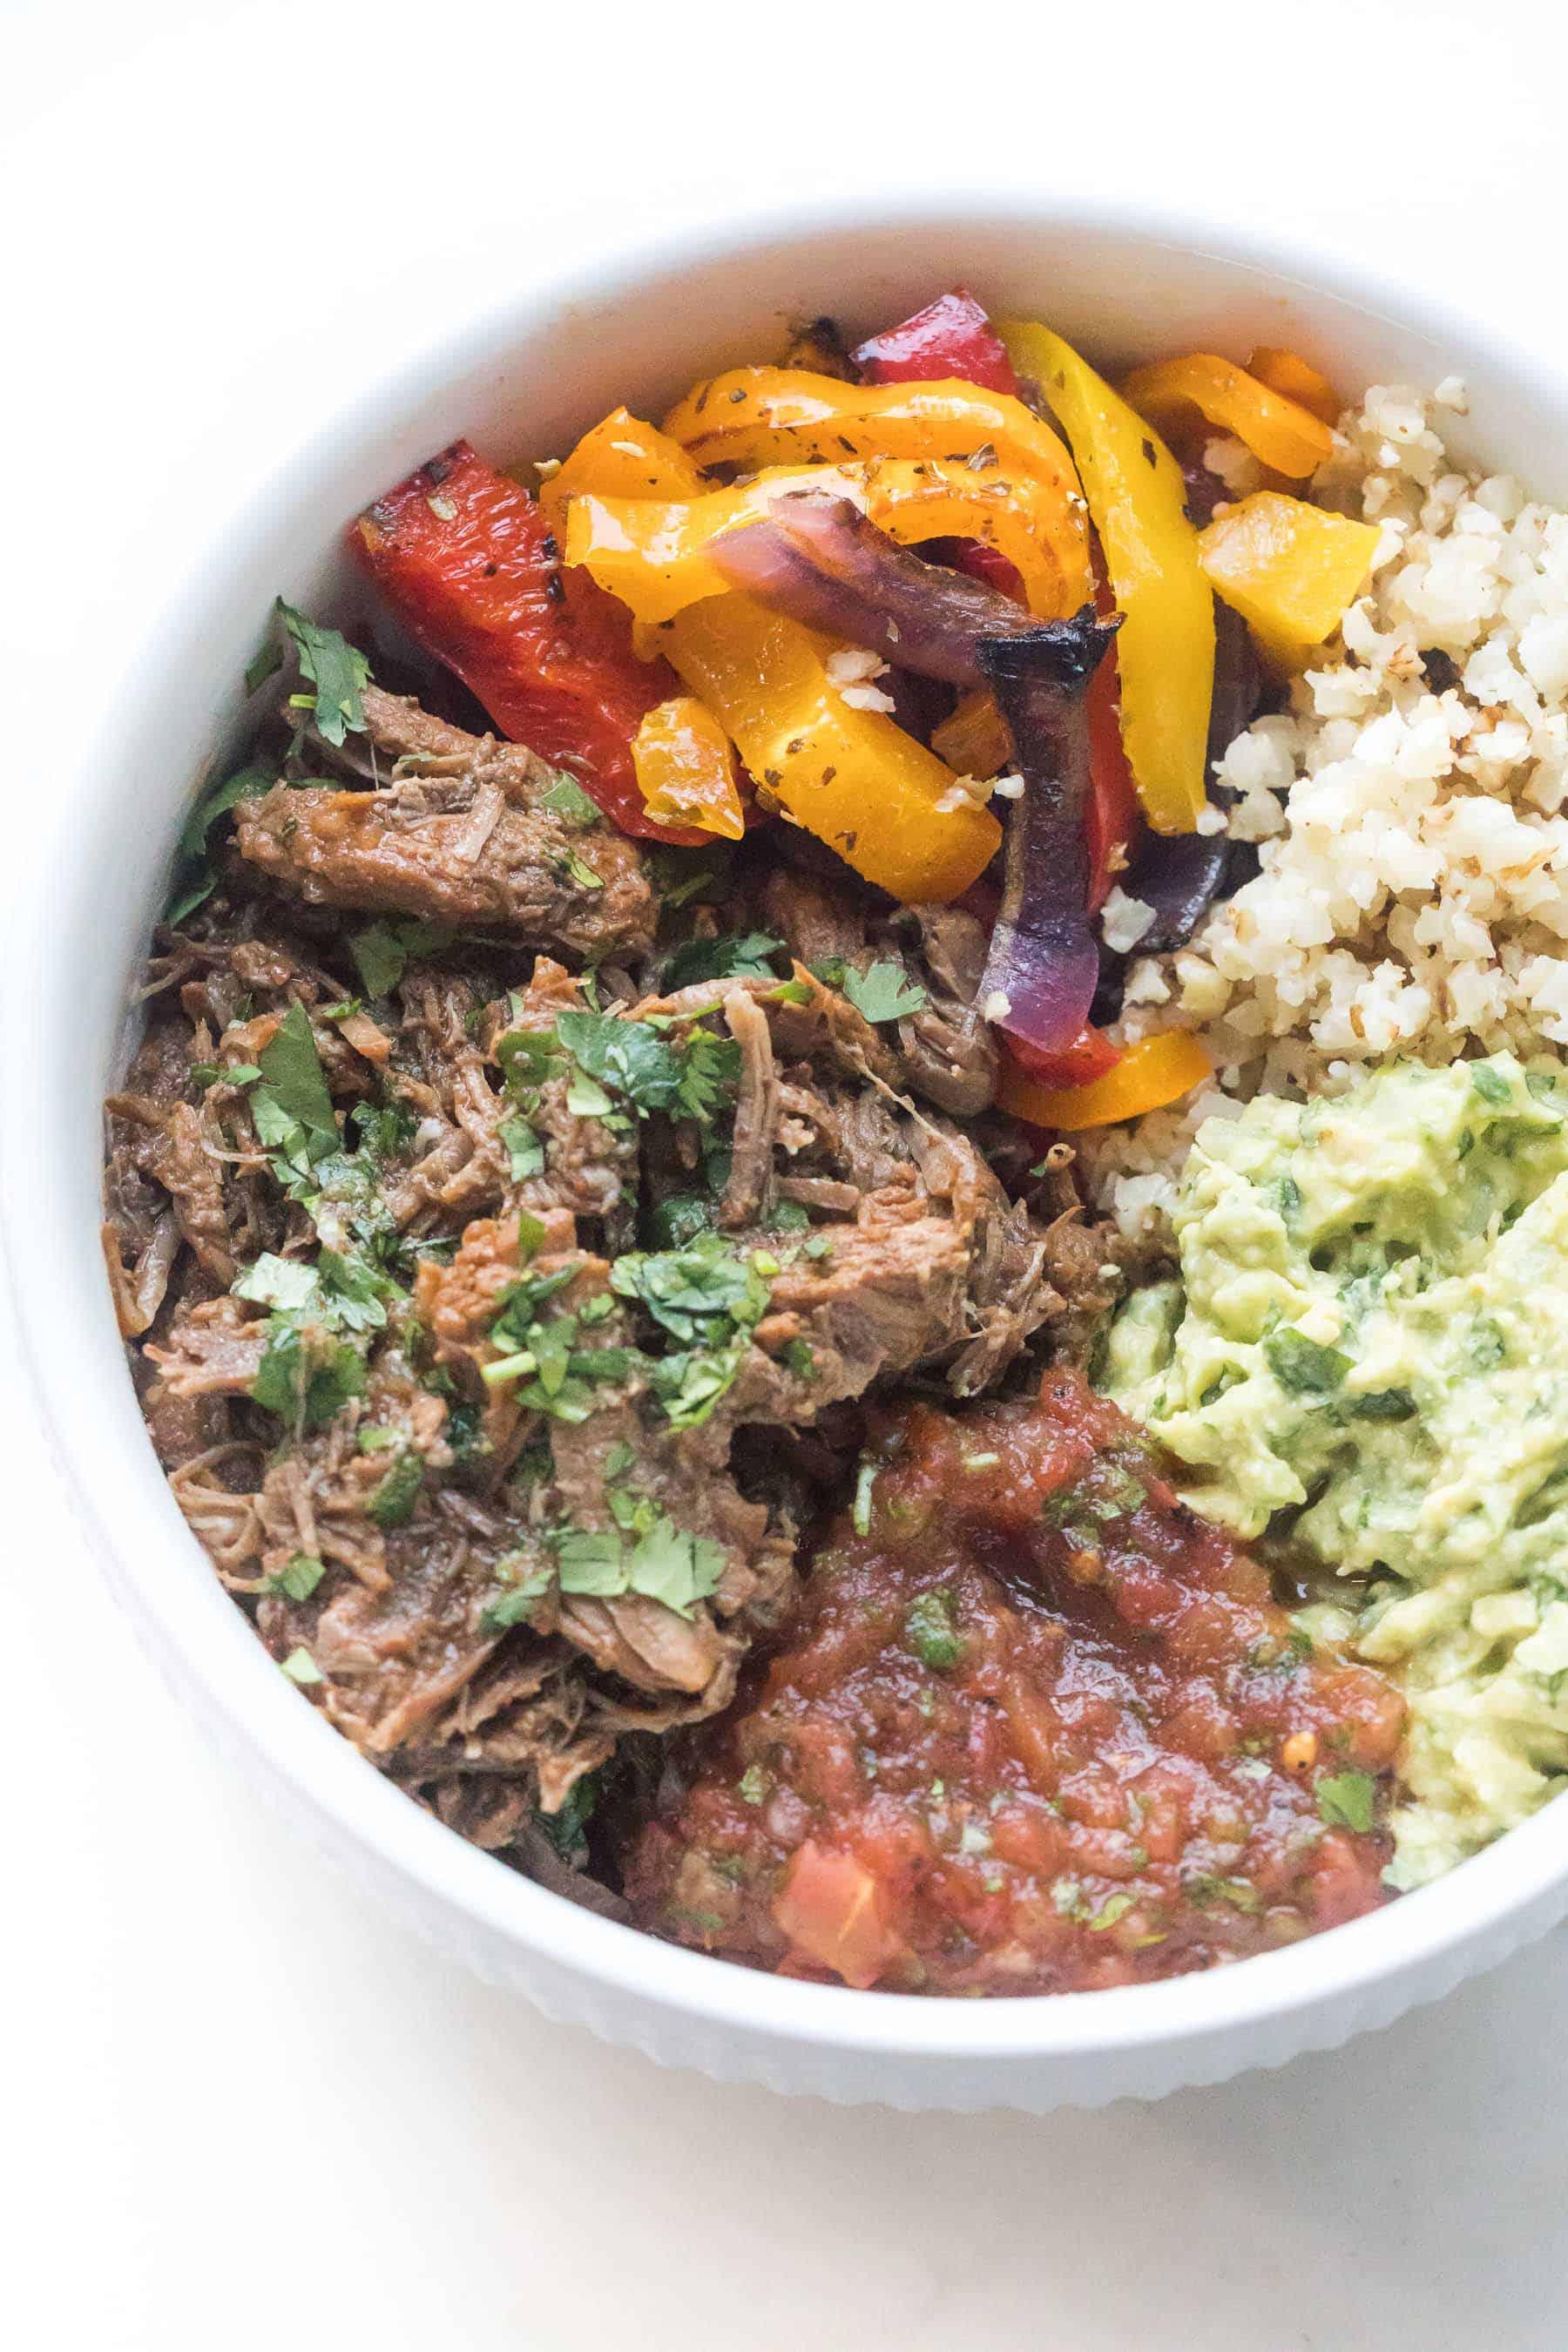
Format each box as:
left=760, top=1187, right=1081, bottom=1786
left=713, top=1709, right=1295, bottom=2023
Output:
left=1084, top=380, right=1568, bottom=1233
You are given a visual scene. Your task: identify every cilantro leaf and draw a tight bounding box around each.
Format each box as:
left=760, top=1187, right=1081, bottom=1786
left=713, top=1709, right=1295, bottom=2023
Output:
left=842, top=961, right=929, bottom=1024
left=675, top=1031, right=741, bottom=1123
left=166, top=761, right=277, bottom=923
left=280, top=1646, right=325, bottom=1686
left=349, top=921, right=409, bottom=998
left=557, top=1010, right=684, bottom=1114
left=1264, top=1328, right=1352, bottom=1401
left=625, top=1518, right=727, bottom=1616
left=251, top=1322, right=365, bottom=1426
left=905, top=1589, right=963, bottom=1673
left=276, top=601, right=370, bottom=746
left=1316, top=1769, right=1377, bottom=1833
left=558, top=850, right=604, bottom=892
left=267, top=1553, right=325, bottom=1601
left=499, top=1116, right=546, bottom=1180
left=233, top=1253, right=318, bottom=1314
left=610, top=1232, right=768, bottom=1348
left=666, top=932, right=786, bottom=989
left=254, top=1003, right=339, bottom=1166
left=538, top=774, right=603, bottom=829
left=480, top=1558, right=553, bottom=1635
left=367, top=1450, right=423, bottom=1529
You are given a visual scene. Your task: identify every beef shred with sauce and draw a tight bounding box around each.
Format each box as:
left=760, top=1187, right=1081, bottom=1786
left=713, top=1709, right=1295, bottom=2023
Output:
left=106, top=654, right=1137, bottom=1914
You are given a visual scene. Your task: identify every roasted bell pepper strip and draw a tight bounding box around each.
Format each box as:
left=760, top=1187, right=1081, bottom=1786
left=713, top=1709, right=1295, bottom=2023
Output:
left=999, top=1030, right=1212, bottom=1131
left=1000, top=320, right=1213, bottom=835
left=632, top=696, right=746, bottom=839
left=1198, top=491, right=1383, bottom=672
left=539, top=408, right=706, bottom=534
left=1005, top=1025, right=1121, bottom=1091
left=1247, top=347, right=1340, bottom=427
left=1119, top=353, right=1335, bottom=480
left=660, top=368, right=1092, bottom=610
left=351, top=440, right=703, bottom=844
left=851, top=287, right=1020, bottom=395
left=660, top=593, right=999, bottom=902
left=931, top=687, right=1012, bottom=779
left=1085, top=642, right=1140, bottom=915
left=564, top=456, right=1072, bottom=625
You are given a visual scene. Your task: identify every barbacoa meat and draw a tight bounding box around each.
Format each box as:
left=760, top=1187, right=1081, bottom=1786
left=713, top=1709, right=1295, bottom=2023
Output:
left=106, top=654, right=1131, bottom=1909
left=234, top=687, right=655, bottom=962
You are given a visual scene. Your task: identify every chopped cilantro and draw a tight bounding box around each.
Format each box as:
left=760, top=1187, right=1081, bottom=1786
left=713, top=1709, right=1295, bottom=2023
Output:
left=548, top=1515, right=727, bottom=1618
left=842, top=961, right=929, bottom=1024
left=645, top=842, right=735, bottom=907
left=166, top=760, right=276, bottom=923
left=267, top=1553, right=325, bottom=1602
left=280, top=1646, right=325, bottom=1686
left=349, top=921, right=408, bottom=998
left=276, top=602, right=370, bottom=746
left=480, top=1556, right=553, bottom=1634
left=1265, top=1328, right=1352, bottom=1400
left=906, top=1588, right=963, bottom=1673
left=367, top=1450, right=423, bottom=1529
left=1186, top=1875, right=1264, bottom=1914
left=499, top=1116, right=546, bottom=1180
left=537, top=1768, right=604, bottom=1866
left=251, top=1322, right=365, bottom=1426
left=1316, top=1769, right=1376, bottom=1833
left=738, top=1764, right=768, bottom=1807
left=666, top=932, right=785, bottom=988
left=1349, top=1386, right=1417, bottom=1422
left=558, top=850, right=605, bottom=892
left=1469, top=1059, right=1514, bottom=1108
left=538, top=774, right=602, bottom=829
left=253, top=1002, right=340, bottom=1178
left=233, top=1253, right=318, bottom=1313
left=604, top=1441, right=636, bottom=1479
left=646, top=1193, right=714, bottom=1250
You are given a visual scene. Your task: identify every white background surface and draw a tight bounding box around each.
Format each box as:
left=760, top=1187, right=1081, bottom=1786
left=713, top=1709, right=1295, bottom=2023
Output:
left=6, top=3, right=1568, bottom=2343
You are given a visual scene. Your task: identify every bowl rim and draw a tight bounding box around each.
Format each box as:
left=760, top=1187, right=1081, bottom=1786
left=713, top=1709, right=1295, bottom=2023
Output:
left=15, top=182, right=1568, bottom=2072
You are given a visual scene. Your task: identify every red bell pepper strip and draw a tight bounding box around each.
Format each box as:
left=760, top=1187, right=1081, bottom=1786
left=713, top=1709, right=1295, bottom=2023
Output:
left=1004, top=1026, right=1122, bottom=1092
left=350, top=439, right=704, bottom=844
left=851, top=287, right=1021, bottom=395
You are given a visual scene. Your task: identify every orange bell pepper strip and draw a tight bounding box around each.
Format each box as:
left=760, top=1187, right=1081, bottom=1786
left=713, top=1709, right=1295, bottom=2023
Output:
left=1247, top=348, right=1340, bottom=427
left=1198, top=491, right=1383, bottom=673
left=539, top=407, right=705, bottom=532
left=1000, top=321, right=1213, bottom=836
left=931, top=688, right=1012, bottom=780
left=548, top=408, right=999, bottom=899
left=632, top=696, right=746, bottom=839
left=660, top=368, right=1092, bottom=610
left=1119, top=353, right=1335, bottom=480
left=998, top=1031, right=1212, bottom=1132
left=660, top=593, right=999, bottom=902
left=563, top=456, right=1072, bottom=624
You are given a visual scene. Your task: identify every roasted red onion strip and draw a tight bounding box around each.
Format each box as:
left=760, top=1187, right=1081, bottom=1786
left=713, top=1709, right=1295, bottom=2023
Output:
left=706, top=491, right=1061, bottom=687
left=976, top=609, right=1120, bottom=1052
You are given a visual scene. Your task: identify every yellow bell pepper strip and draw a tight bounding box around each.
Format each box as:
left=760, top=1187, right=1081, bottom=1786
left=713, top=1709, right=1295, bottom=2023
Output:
left=539, top=408, right=706, bottom=534
left=1119, top=353, right=1335, bottom=481
left=1246, top=347, right=1340, bottom=428
left=660, top=368, right=1092, bottom=610
left=632, top=696, right=746, bottom=839
left=997, top=1030, right=1212, bottom=1132
left=564, top=456, right=1071, bottom=625
left=931, top=687, right=1012, bottom=780
left=1000, top=319, right=1213, bottom=835
left=1197, top=491, right=1383, bottom=673
left=659, top=593, right=1000, bottom=902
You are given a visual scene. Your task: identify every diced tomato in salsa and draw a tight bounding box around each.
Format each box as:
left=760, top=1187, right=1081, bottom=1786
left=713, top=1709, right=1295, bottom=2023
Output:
left=350, top=439, right=706, bottom=843
left=625, top=1372, right=1403, bottom=1996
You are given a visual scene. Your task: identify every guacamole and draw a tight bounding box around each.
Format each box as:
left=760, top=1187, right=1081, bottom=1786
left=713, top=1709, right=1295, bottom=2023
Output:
left=1105, top=1052, right=1568, bottom=1887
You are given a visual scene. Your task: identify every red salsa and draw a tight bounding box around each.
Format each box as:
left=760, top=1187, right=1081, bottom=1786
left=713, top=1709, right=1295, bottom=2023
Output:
left=625, top=1372, right=1405, bottom=1994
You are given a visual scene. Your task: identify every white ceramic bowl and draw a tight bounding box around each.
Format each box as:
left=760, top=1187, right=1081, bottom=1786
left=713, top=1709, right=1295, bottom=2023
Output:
left=14, top=195, right=1568, bottom=2112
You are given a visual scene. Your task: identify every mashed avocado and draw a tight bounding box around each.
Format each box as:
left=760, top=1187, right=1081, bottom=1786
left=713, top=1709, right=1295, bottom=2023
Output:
left=1105, top=1052, right=1568, bottom=1887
